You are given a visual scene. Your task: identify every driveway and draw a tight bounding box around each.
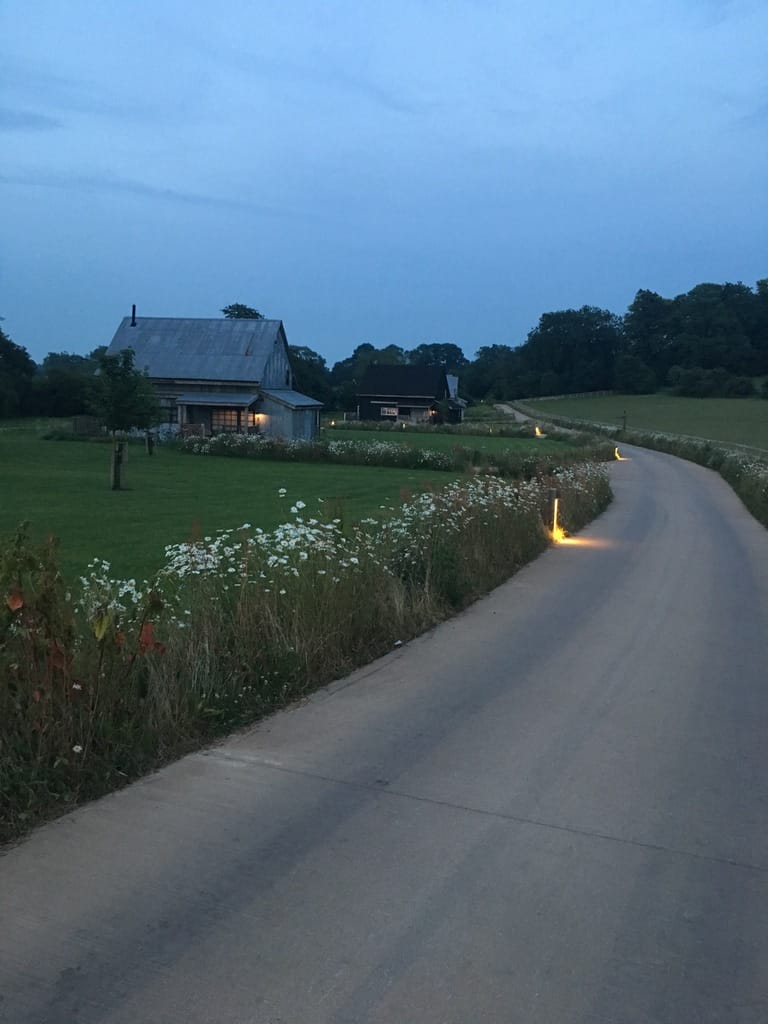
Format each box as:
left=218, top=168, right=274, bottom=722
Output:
left=2, top=446, right=767, bottom=1023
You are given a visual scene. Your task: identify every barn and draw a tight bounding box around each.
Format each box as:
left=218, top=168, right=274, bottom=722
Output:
left=106, top=312, right=322, bottom=440
left=356, top=365, right=465, bottom=424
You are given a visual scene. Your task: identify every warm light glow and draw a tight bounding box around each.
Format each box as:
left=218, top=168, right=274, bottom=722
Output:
left=555, top=536, right=616, bottom=549
left=551, top=496, right=566, bottom=543
left=535, top=425, right=543, bottom=437
left=331, top=420, right=336, bottom=426
left=614, top=446, right=625, bottom=460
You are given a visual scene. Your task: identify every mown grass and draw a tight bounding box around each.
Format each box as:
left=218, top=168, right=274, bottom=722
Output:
left=1, top=465, right=612, bottom=842
left=0, top=429, right=457, bottom=581
left=322, top=426, right=571, bottom=455
left=527, top=394, right=768, bottom=450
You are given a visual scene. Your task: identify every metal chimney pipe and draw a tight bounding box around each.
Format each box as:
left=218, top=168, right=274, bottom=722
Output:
left=131, top=304, right=136, bottom=327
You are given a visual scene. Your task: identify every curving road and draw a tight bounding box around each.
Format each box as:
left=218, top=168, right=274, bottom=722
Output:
left=2, top=447, right=768, bottom=1023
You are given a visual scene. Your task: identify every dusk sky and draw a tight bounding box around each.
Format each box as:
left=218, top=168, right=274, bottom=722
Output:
left=2, top=0, right=766, bottom=366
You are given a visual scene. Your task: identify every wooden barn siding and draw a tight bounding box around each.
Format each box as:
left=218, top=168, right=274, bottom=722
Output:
left=260, top=396, right=319, bottom=440
left=262, top=343, right=293, bottom=390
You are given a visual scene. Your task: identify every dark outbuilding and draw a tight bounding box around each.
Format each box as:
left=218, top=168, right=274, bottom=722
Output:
left=356, top=365, right=465, bottom=424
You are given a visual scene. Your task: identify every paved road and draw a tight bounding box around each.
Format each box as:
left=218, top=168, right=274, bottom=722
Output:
left=2, top=447, right=767, bottom=1023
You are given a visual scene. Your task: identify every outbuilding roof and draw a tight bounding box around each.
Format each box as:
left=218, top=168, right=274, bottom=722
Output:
left=106, top=317, right=285, bottom=383
left=357, top=365, right=449, bottom=397
left=262, top=389, right=323, bottom=409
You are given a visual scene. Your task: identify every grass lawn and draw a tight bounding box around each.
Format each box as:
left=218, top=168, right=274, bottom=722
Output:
left=528, top=394, right=768, bottom=450
left=322, top=426, right=572, bottom=455
left=1, top=430, right=457, bottom=581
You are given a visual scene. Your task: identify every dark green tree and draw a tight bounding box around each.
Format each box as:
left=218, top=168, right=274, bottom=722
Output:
left=462, top=345, right=522, bottom=400
left=89, top=349, right=160, bottom=433
left=0, top=325, right=36, bottom=417
left=221, top=303, right=265, bottom=319
left=407, top=343, right=468, bottom=371
left=613, top=353, right=656, bottom=394
left=33, top=351, right=101, bottom=416
left=520, top=306, right=624, bottom=393
left=624, top=290, right=676, bottom=379
left=289, top=345, right=334, bottom=406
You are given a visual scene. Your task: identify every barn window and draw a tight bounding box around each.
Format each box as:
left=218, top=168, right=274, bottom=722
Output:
left=380, top=406, right=398, bottom=417
left=211, top=409, right=240, bottom=432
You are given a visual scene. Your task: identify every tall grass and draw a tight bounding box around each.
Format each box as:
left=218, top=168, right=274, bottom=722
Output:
left=1, top=464, right=611, bottom=842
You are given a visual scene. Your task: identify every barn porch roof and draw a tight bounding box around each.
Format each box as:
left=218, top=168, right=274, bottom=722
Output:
left=176, top=392, right=260, bottom=407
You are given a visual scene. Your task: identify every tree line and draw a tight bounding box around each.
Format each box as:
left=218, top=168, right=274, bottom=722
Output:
left=2, top=279, right=767, bottom=420
left=294, top=279, right=768, bottom=405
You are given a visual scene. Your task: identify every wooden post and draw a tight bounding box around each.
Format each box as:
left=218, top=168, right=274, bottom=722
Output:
left=110, top=442, right=125, bottom=490
left=145, top=431, right=155, bottom=456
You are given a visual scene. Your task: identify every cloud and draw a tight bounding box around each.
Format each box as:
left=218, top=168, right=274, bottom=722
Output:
left=1, top=59, right=181, bottom=123
left=0, top=168, right=286, bottom=216
left=0, top=108, right=62, bottom=132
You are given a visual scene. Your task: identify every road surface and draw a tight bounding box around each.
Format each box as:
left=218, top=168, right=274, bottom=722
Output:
left=2, top=446, right=767, bottom=1023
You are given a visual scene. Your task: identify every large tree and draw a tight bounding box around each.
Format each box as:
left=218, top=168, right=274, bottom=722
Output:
left=407, top=343, right=468, bottom=372
left=32, top=350, right=102, bottom=417
left=519, top=306, right=624, bottom=394
left=221, top=303, right=265, bottom=319
left=0, top=325, right=36, bottom=417
left=289, top=345, right=334, bottom=406
left=624, top=289, right=676, bottom=379
left=89, top=348, right=160, bottom=432
left=462, top=344, right=522, bottom=400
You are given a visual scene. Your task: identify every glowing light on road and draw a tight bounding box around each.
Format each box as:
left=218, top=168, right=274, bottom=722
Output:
left=614, top=446, right=625, bottom=460
left=551, top=497, right=566, bottom=543
left=535, top=426, right=543, bottom=437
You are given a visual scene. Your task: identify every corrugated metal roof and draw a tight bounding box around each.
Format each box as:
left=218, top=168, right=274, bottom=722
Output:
left=176, top=392, right=259, bottom=407
left=106, top=317, right=284, bottom=383
left=262, top=389, right=323, bottom=409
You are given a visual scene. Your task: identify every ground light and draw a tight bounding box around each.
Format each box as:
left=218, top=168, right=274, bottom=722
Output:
left=614, top=446, right=626, bottom=460
left=551, top=496, right=566, bottom=543
left=551, top=494, right=616, bottom=550
left=535, top=425, right=543, bottom=437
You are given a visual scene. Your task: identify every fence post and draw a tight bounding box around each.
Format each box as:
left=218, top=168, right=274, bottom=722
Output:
left=111, top=442, right=125, bottom=490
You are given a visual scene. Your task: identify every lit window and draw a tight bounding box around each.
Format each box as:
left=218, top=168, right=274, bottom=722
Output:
left=380, top=406, right=398, bottom=417
left=211, top=409, right=240, bottom=432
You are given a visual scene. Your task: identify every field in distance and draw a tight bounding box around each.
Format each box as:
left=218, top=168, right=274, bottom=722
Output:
left=527, top=394, right=768, bottom=450
left=1, top=427, right=458, bottom=581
